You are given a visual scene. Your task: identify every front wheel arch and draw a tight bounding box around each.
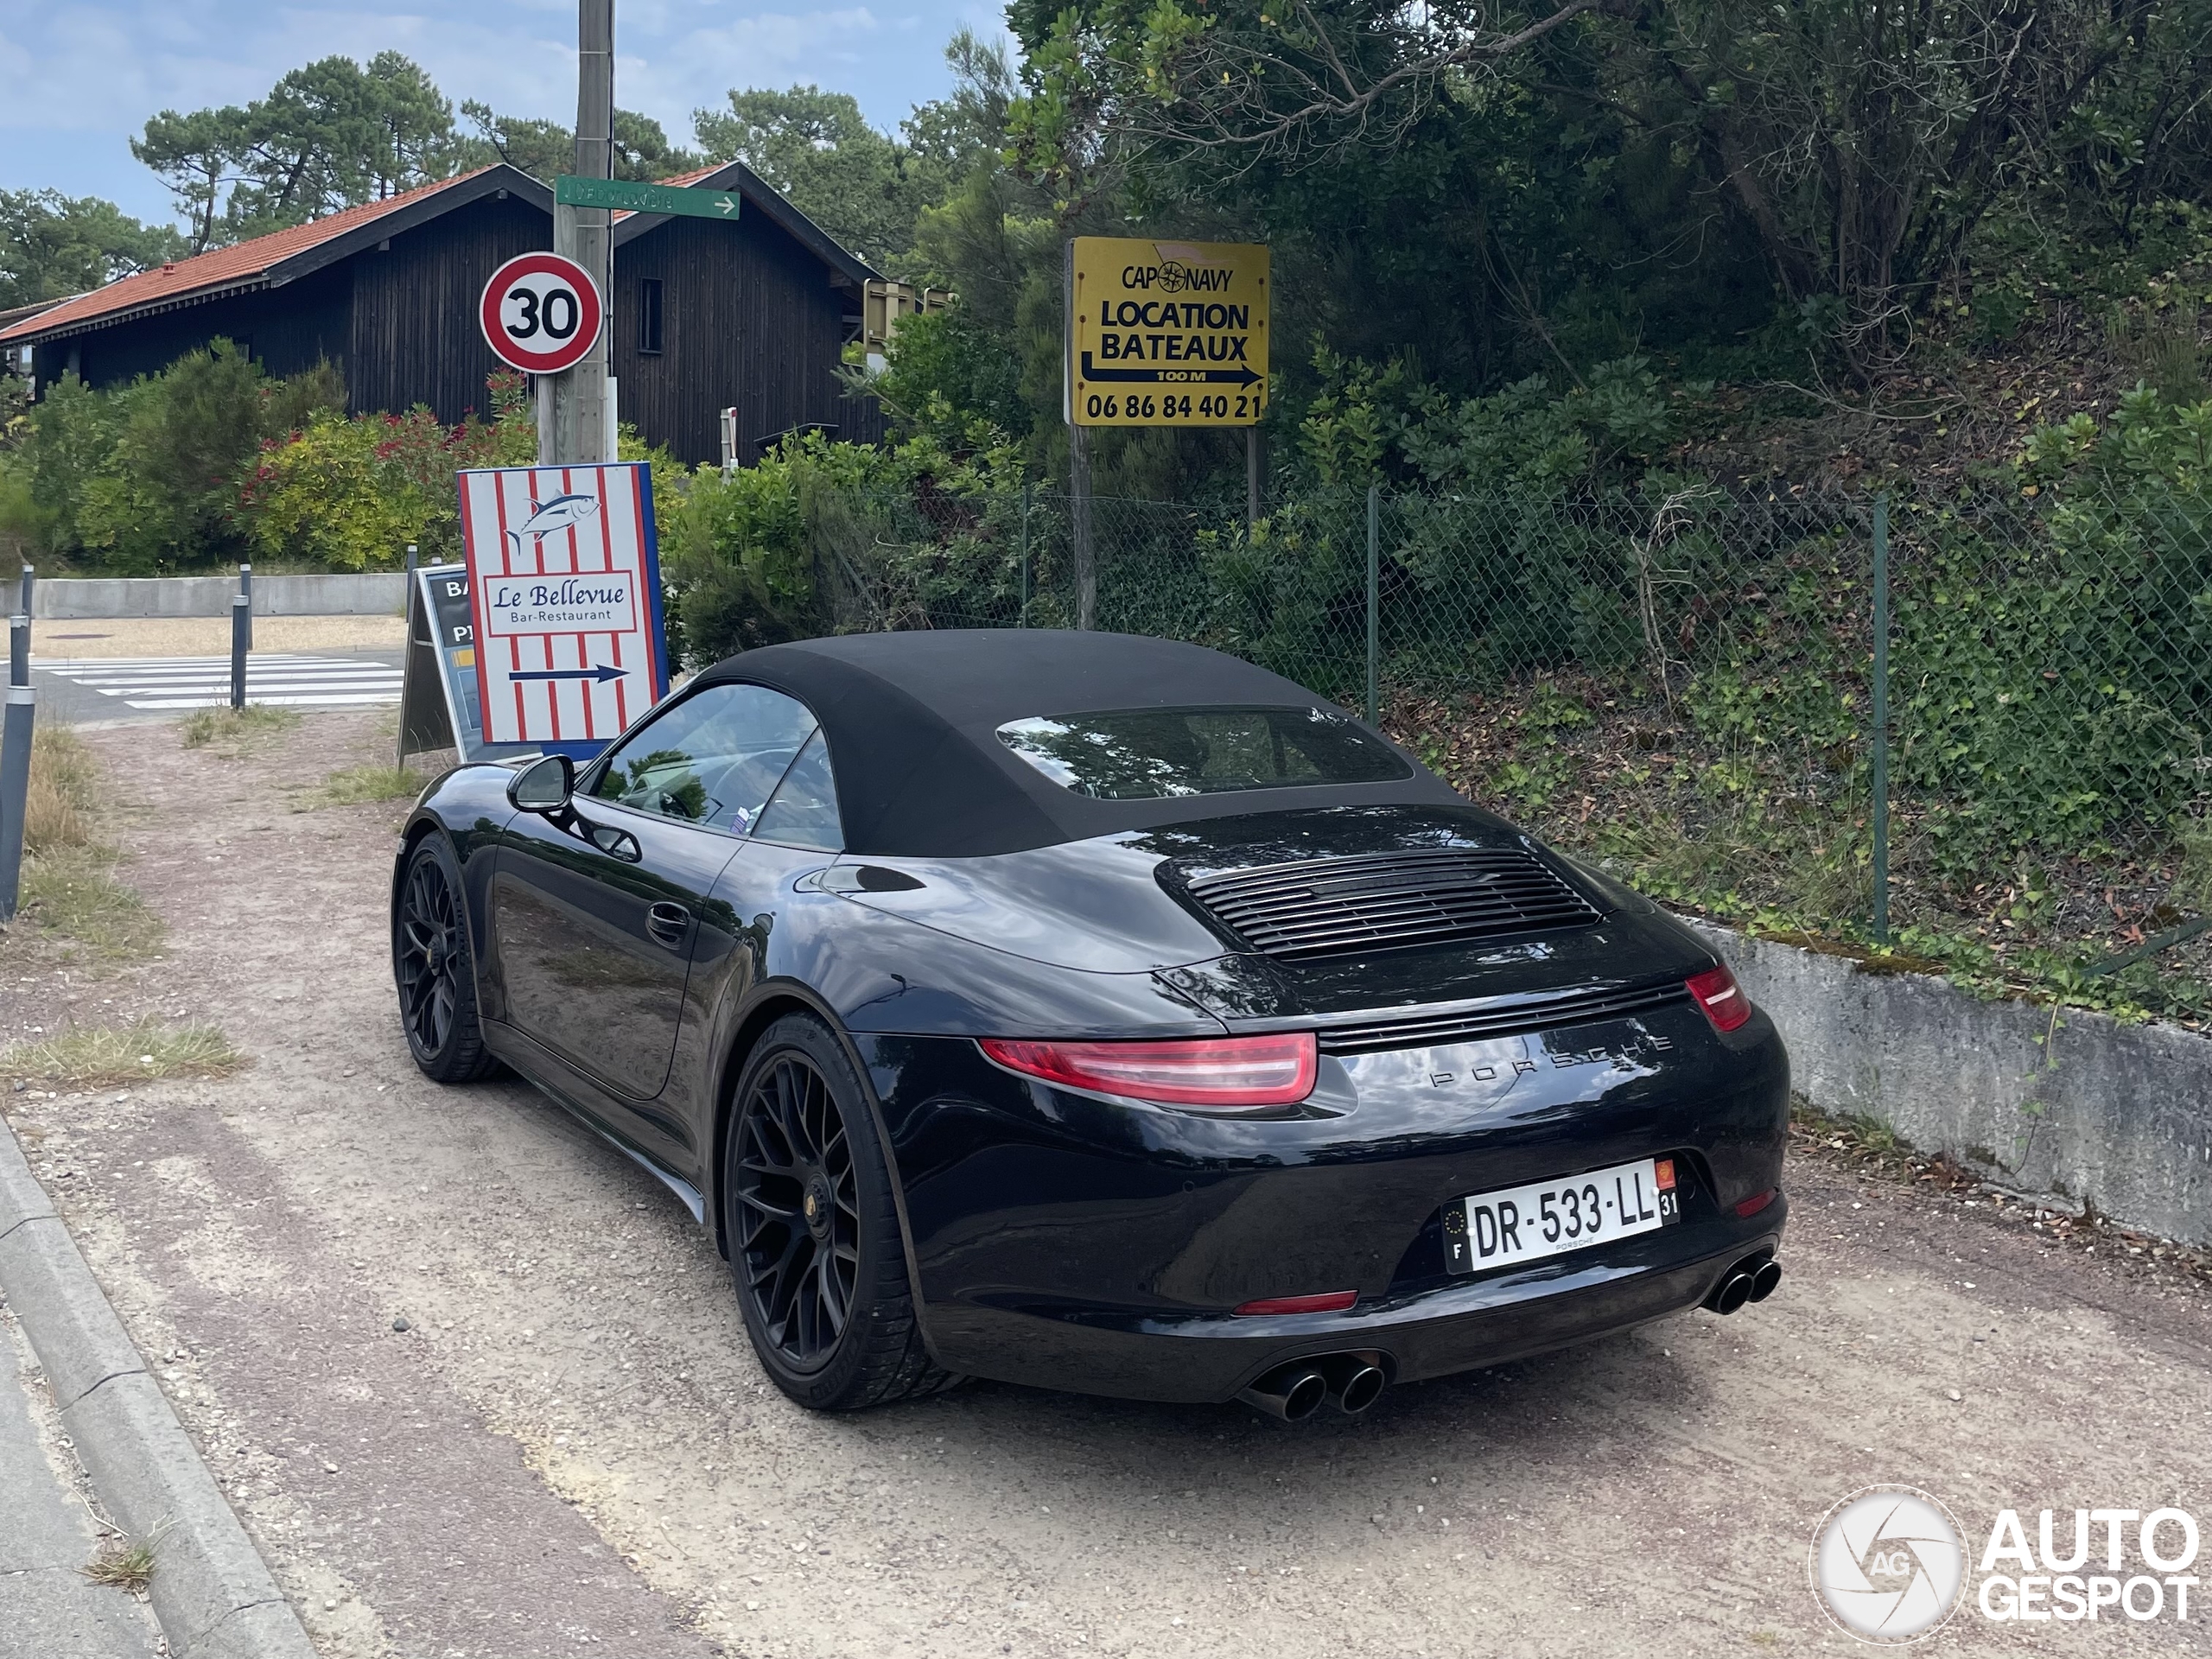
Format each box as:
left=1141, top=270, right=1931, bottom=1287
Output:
left=706, top=988, right=930, bottom=1334
left=389, top=815, right=443, bottom=944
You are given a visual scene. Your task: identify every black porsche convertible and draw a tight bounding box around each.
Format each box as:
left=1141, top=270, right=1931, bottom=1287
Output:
left=391, top=630, right=1789, bottom=1420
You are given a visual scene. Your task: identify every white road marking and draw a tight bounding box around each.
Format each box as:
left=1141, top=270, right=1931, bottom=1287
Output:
left=35, top=654, right=403, bottom=710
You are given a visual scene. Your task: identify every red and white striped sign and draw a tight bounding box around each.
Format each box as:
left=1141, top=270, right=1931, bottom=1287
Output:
left=457, top=462, right=665, bottom=748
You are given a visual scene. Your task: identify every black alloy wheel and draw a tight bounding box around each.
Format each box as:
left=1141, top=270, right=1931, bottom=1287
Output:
left=393, top=837, right=498, bottom=1083
left=734, top=1049, right=860, bottom=1368
left=724, top=1014, right=957, bottom=1409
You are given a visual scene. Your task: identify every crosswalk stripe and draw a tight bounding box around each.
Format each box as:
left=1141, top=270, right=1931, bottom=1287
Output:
left=48, top=676, right=402, bottom=690
left=33, top=654, right=404, bottom=711
left=37, top=656, right=352, bottom=673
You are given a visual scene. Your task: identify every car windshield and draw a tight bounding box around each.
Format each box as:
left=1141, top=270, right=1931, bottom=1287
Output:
left=995, top=705, right=1410, bottom=800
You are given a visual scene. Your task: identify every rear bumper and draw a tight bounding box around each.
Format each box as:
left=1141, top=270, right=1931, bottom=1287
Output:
left=917, top=1200, right=1786, bottom=1402
left=858, top=1007, right=1790, bottom=1404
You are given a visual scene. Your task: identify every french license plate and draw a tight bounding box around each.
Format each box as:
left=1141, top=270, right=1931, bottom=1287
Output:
left=1444, top=1157, right=1680, bottom=1274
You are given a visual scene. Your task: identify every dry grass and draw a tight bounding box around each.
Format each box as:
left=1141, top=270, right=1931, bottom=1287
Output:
left=16, top=847, right=164, bottom=957
left=180, top=705, right=300, bottom=751
left=24, top=724, right=97, bottom=855
left=305, top=764, right=426, bottom=807
left=81, top=1535, right=158, bottom=1594
left=0, top=1019, right=241, bottom=1086
left=4, top=728, right=163, bottom=960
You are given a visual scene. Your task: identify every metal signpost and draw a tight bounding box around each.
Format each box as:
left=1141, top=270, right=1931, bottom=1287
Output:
left=1065, top=237, right=1270, bottom=626
left=0, top=570, right=30, bottom=923
left=552, top=0, right=615, bottom=469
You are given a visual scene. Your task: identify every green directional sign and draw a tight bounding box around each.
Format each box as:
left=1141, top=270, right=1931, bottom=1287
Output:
left=554, top=175, right=741, bottom=223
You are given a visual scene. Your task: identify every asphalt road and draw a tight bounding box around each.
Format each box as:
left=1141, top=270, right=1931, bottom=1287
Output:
left=4, top=709, right=2209, bottom=1658
left=28, top=646, right=406, bottom=724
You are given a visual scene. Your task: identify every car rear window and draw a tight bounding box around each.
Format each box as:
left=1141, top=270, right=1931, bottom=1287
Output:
left=995, top=705, right=1411, bottom=799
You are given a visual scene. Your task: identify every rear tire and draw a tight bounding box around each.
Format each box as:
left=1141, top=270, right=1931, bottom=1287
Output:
left=724, top=1014, right=957, bottom=1410
left=393, top=836, right=499, bottom=1084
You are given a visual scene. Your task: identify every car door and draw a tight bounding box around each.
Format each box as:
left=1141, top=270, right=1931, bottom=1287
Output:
left=489, top=683, right=820, bottom=1130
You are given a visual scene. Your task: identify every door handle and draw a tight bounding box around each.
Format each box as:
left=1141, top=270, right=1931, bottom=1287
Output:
left=585, top=821, right=642, bottom=861
left=645, top=902, right=690, bottom=951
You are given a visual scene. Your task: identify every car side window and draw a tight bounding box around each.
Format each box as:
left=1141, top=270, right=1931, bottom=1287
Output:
left=588, top=683, right=817, bottom=835
left=750, top=728, right=842, bottom=850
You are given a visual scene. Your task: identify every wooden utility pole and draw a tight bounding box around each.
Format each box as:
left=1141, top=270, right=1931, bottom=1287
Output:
left=1064, top=238, right=1095, bottom=629
left=550, top=0, right=614, bottom=464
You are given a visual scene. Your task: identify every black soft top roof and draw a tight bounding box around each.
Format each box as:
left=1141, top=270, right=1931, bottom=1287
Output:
left=692, top=630, right=1461, bottom=856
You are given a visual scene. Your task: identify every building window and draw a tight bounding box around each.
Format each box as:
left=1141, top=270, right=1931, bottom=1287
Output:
left=639, top=278, right=664, bottom=355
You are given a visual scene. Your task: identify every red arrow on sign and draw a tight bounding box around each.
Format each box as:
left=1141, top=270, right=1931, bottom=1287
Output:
left=479, top=251, right=604, bottom=376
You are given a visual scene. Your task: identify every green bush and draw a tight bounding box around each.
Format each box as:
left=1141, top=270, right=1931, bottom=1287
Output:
left=233, top=387, right=531, bottom=570
left=660, top=423, right=1028, bottom=666
left=22, top=341, right=345, bottom=571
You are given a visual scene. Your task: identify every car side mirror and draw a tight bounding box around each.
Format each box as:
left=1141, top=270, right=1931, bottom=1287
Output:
left=507, top=753, right=575, bottom=816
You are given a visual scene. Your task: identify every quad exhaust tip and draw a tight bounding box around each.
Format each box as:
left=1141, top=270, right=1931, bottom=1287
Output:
left=1239, top=1351, right=1389, bottom=1421
left=1705, top=1253, right=1782, bottom=1315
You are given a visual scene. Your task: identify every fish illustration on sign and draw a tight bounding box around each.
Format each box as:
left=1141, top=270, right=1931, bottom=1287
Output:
left=505, top=493, right=600, bottom=558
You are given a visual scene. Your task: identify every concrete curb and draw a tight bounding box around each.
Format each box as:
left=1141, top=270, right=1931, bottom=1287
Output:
left=1694, top=920, right=2212, bottom=1247
left=0, top=1121, right=316, bottom=1659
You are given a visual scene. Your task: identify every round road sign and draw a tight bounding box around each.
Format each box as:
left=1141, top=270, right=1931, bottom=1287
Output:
left=479, top=251, right=603, bottom=375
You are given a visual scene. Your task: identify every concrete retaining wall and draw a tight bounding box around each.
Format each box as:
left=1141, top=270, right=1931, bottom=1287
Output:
left=1694, top=920, right=2212, bottom=1247
left=31, top=574, right=405, bottom=619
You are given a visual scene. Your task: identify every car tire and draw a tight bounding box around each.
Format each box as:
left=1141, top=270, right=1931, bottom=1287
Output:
left=725, top=1014, right=959, bottom=1410
left=392, top=835, right=501, bottom=1084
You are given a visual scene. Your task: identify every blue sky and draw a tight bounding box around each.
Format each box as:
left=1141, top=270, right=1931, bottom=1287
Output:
left=0, top=0, right=1011, bottom=226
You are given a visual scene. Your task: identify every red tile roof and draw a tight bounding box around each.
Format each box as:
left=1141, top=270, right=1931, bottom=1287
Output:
left=1, top=168, right=498, bottom=345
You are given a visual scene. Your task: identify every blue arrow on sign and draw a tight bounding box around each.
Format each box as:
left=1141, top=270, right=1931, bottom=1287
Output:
left=512, top=664, right=628, bottom=683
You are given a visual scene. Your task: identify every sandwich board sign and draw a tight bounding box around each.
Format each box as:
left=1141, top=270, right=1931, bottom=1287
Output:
left=397, top=563, right=479, bottom=762
left=1068, top=237, right=1268, bottom=427
left=396, top=563, right=541, bottom=765
left=456, top=461, right=669, bottom=756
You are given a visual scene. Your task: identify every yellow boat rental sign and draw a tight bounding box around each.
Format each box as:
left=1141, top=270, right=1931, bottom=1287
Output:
left=1068, top=237, right=1268, bottom=428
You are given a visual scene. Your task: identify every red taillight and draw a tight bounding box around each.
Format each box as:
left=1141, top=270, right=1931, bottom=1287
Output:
left=1233, top=1290, right=1357, bottom=1317
left=979, top=1032, right=1318, bottom=1108
left=1735, top=1187, right=1777, bottom=1218
left=1686, top=964, right=1751, bottom=1033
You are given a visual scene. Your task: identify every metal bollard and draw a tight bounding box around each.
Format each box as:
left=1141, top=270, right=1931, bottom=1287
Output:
left=0, top=612, right=32, bottom=923
left=231, top=594, right=250, bottom=710
left=238, top=562, right=253, bottom=653
left=16, top=562, right=30, bottom=621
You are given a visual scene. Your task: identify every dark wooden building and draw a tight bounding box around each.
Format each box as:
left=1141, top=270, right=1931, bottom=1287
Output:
left=0, top=161, right=884, bottom=464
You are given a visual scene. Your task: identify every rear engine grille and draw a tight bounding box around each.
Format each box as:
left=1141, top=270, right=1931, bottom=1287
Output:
left=1182, top=848, right=1602, bottom=963
left=1314, top=982, right=1691, bottom=1056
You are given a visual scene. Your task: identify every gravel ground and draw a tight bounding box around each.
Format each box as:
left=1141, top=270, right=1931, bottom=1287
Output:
left=31, top=615, right=405, bottom=660
left=3, top=709, right=2209, bottom=1658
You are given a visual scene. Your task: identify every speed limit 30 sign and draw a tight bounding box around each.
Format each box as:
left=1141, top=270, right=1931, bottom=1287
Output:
left=480, top=251, right=603, bottom=375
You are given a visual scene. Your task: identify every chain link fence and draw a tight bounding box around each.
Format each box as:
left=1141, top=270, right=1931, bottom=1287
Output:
left=787, top=474, right=2212, bottom=1018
